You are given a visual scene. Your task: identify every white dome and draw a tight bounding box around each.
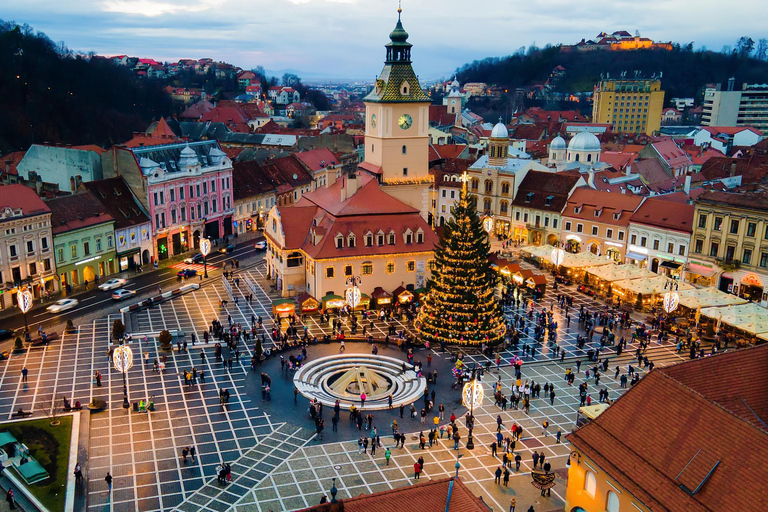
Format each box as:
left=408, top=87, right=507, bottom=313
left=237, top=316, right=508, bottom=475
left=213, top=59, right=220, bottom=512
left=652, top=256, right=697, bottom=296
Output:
left=451, top=77, right=459, bottom=88
left=568, top=131, right=601, bottom=152
left=491, top=122, right=509, bottom=139
left=550, top=136, right=566, bottom=150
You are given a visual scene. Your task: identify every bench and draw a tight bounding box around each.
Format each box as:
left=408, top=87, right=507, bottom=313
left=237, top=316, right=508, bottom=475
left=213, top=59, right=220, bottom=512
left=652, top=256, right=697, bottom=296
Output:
left=29, top=333, right=59, bottom=346
left=11, top=410, right=32, bottom=418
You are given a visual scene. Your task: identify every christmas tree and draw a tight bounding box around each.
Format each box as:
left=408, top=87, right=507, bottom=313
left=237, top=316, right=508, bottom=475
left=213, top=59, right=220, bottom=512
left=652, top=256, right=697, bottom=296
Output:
left=416, top=179, right=506, bottom=346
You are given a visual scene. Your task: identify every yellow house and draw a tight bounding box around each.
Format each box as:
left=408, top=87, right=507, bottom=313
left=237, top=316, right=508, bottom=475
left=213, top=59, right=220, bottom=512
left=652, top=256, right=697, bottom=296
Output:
left=591, top=77, right=664, bottom=135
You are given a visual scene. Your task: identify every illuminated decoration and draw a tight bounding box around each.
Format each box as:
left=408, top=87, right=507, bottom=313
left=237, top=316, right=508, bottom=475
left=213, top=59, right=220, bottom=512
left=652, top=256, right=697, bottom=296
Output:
left=551, top=248, right=565, bottom=267
left=662, top=291, right=679, bottom=314
left=18, top=289, right=33, bottom=314
left=565, top=234, right=582, bottom=241
left=483, top=216, right=494, bottom=233
left=743, top=274, right=762, bottom=286
left=200, top=238, right=212, bottom=257
left=377, top=297, right=392, bottom=305
left=345, top=287, right=361, bottom=309
left=462, top=380, right=484, bottom=409
left=381, top=175, right=434, bottom=185
left=326, top=299, right=345, bottom=309
left=113, top=345, right=134, bottom=373
left=159, top=244, right=167, bottom=254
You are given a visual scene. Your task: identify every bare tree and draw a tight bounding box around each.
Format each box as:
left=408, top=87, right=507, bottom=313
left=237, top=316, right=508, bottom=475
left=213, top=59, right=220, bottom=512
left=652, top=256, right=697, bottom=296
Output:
left=41, top=394, right=61, bottom=426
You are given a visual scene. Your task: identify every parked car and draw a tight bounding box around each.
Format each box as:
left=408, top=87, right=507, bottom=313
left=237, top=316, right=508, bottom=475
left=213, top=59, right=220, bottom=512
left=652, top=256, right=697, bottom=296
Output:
left=111, top=289, right=137, bottom=301
left=219, top=244, right=235, bottom=254
left=184, top=253, right=205, bottom=264
left=177, top=268, right=198, bottom=278
left=254, top=241, right=267, bottom=250
left=47, top=298, right=79, bottom=313
left=98, top=278, right=127, bottom=291
left=0, top=329, right=13, bottom=341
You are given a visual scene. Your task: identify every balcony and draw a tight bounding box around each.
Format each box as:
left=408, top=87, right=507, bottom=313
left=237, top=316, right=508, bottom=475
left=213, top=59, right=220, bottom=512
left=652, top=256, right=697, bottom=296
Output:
left=716, top=258, right=741, bottom=271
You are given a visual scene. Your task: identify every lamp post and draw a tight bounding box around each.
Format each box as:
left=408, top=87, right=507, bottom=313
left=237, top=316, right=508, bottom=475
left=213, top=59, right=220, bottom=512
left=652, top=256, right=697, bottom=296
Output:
left=113, top=343, right=134, bottom=409
left=200, top=238, right=211, bottom=278
left=18, top=288, right=33, bottom=336
left=461, top=372, right=483, bottom=450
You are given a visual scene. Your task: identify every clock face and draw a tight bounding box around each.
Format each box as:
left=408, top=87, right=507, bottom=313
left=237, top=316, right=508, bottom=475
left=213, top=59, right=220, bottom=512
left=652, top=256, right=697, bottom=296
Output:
left=398, top=114, right=413, bottom=130
left=370, top=114, right=377, bottom=129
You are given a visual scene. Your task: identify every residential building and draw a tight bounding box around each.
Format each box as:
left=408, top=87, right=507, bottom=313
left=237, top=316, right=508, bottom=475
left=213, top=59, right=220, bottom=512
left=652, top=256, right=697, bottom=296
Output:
left=47, top=192, right=117, bottom=289
left=16, top=144, right=105, bottom=193
left=566, top=345, right=768, bottom=512
left=693, top=126, right=763, bottom=153
left=627, top=193, right=693, bottom=277
left=268, top=87, right=301, bottom=105
left=0, top=185, right=56, bottom=310
left=703, top=81, right=768, bottom=131
left=264, top=173, right=437, bottom=298
left=561, top=188, right=644, bottom=260
left=294, top=148, right=344, bottom=191
left=510, top=171, right=585, bottom=246
left=81, top=177, right=153, bottom=271
left=358, top=13, right=434, bottom=221
left=689, top=190, right=768, bottom=304
left=103, top=140, right=234, bottom=261
left=432, top=158, right=471, bottom=228
left=638, top=139, right=692, bottom=176
left=591, top=77, right=665, bottom=135
left=232, top=161, right=277, bottom=234
left=660, top=107, right=682, bottom=125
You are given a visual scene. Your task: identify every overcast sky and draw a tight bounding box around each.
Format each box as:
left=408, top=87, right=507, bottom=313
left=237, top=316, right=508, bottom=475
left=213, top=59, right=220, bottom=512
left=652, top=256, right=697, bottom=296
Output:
left=3, top=0, right=765, bottom=81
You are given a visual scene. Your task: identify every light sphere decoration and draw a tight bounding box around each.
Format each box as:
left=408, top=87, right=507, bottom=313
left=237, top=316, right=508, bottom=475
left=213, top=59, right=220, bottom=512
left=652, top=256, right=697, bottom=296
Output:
left=345, top=286, right=361, bottom=309
left=662, top=291, right=679, bottom=314
left=483, top=216, right=494, bottom=233
left=199, top=238, right=212, bottom=257
left=113, top=345, right=134, bottom=374
left=551, top=247, right=566, bottom=267
left=18, top=289, right=33, bottom=314
left=462, top=380, right=484, bottom=409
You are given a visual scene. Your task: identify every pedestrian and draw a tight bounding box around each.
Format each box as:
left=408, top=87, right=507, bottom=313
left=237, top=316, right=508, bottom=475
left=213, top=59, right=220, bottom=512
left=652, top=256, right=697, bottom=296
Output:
left=515, top=453, right=522, bottom=471
left=21, top=367, right=28, bottom=383
left=509, top=496, right=516, bottom=512
left=105, top=472, right=113, bottom=491
left=385, top=447, right=391, bottom=465
left=182, top=447, right=189, bottom=463
left=556, top=428, right=562, bottom=444
left=190, top=446, right=196, bottom=462
left=74, top=462, right=83, bottom=483
left=5, top=489, right=15, bottom=510
left=399, top=404, right=405, bottom=418
left=490, top=442, right=497, bottom=457
left=503, top=467, right=510, bottom=486
left=414, top=461, right=421, bottom=479
left=495, top=466, right=502, bottom=484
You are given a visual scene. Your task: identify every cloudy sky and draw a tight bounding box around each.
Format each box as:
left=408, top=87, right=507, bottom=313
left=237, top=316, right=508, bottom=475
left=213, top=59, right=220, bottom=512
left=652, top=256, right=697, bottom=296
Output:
left=3, top=0, right=765, bottom=80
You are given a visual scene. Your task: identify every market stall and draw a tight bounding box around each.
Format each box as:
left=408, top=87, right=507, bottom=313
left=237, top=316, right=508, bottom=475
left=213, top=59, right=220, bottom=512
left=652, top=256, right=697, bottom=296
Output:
left=321, top=293, right=345, bottom=311
left=371, top=287, right=393, bottom=309
left=612, top=276, right=693, bottom=309
left=296, top=293, right=319, bottom=315
left=392, top=286, right=414, bottom=306
left=272, top=298, right=295, bottom=317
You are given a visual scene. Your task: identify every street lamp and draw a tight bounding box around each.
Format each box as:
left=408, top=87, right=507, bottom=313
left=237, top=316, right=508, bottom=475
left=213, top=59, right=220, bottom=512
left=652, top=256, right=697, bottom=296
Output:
left=200, top=238, right=212, bottom=278
left=113, top=344, right=134, bottom=409
left=461, top=374, right=483, bottom=450
left=18, top=288, right=33, bottom=336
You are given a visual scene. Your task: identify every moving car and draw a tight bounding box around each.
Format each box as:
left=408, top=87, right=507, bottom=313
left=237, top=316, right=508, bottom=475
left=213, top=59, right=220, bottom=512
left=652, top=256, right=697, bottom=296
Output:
left=46, top=298, right=79, bottom=313
left=254, top=241, right=267, bottom=250
left=0, top=329, right=14, bottom=341
left=111, top=289, right=137, bottom=301
left=98, top=278, right=127, bottom=291
left=184, top=253, right=205, bottom=264
left=219, top=244, right=235, bottom=254
left=177, top=268, right=198, bottom=278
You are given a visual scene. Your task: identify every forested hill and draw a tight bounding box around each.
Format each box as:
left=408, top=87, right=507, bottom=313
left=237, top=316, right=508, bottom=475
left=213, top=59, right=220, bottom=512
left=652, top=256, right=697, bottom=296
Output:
left=456, top=45, right=768, bottom=101
left=0, top=20, right=171, bottom=153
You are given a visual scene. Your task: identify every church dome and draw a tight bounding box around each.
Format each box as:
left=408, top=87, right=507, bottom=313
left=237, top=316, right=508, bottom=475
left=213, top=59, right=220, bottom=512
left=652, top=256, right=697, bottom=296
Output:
left=490, top=121, right=509, bottom=139
left=388, top=20, right=409, bottom=44
left=451, top=77, right=459, bottom=89
left=550, top=136, right=566, bottom=150
left=568, top=131, right=601, bottom=152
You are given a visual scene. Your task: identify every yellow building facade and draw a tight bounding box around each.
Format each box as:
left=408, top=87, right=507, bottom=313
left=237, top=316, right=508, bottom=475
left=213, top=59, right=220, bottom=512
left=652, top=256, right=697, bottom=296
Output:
left=591, top=78, right=664, bottom=135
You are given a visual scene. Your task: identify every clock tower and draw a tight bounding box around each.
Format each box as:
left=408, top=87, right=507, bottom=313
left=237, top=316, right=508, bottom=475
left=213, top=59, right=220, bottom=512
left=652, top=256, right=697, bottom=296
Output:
left=359, top=7, right=432, bottom=221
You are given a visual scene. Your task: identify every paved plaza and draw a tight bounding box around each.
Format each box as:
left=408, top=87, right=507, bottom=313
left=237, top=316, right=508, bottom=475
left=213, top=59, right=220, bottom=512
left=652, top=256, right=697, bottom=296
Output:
left=0, top=251, right=703, bottom=512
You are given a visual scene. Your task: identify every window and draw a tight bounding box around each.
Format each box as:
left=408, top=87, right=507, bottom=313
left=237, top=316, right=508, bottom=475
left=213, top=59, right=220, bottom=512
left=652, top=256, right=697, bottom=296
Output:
left=344, top=265, right=353, bottom=277
left=96, top=238, right=102, bottom=251
left=576, top=223, right=583, bottom=233
left=402, top=145, right=407, bottom=154
left=70, top=244, right=77, bottom=258
left=565, top=221, right=572, bottom=231
left=190, top=185, right=195, bottom=198
left=7, top=244, right=16, bottom=259
left=348, top=235, right=355, bottom=248
left=161, top=212, right=166, bottom=227
left=553, top=219, right=558, bottom=229
left=606, top=229, right=613, bottom=239
left=694, top=239, right=703, bottom=253
left=710, top=242, right=719, bottom=257
left=525, top=192, right=534, bottom=203
left=640, top=236, right=647, bottom=247
left=743, top=248, right=753, bottom=264
left=500, top=201, right=508, bottom=214
left=485, top=180, right=493, bottom=194
left=417, top=232, right=424, bottom=243
left=203, top=182, right=207, bottom=194
left=678, top=245, right=685, bottom=256
left=442, top=190, right=446, bottom=198
left=760, top=252, right=768, bottom=268
left=57, top=248, right=64, bottom=263
left=747, top=222, right=757, bottom=237
left=544, top=217, right=549, bottom=227
left=730, top=219, right=739, bottom=234
left=326, top=266, right=335, bottom=278
left=407, top=260, right=416, bottom=272
left=545, top=195, right=554, bottom=206
left=26, top=240, right=34, bottom=254
left=713, top=217, right=722, bottom=231
left=366, top=235, right=373, bottom=247
left=159, top=191, right=164, bottom=204
left=83, top=242, right=90, bottom=256
left=585, top=471, right=597, bottom=498
left=668, top=242, right=674, bottom=253
left=181, top=208, right=186, bottom=222
left=336, top=236, right=343, bottom=249
left=153, top=192, right=158, bottom=206
left=501, top=182, right=510, bottom=195
left=653, top=240, right=660, bottom=250
left=523, top=213, right=528, bottom=222
left=516, top=211, right=521, bottom=221
left=362, top=262, right=373, bottom=275
left=402, top=168, right=408, bottom=177
left=606, top=491, right=620, bottom=512
left=388, top=233, right=396, bottom=245
left=211, top=180, right=216, bottom=192
left=591, top=226, right=598, bottom=236
left=179, top=187, right=185, bottom=200
left=618, top=231, right=624, bottom=241
left=378, top=234, right=385, bottom=246
left=171, top=209, right=177, bottom=224
left=386, top=261, right=395, bottom=274
left=43, top=258, right=51, bottom=271
left=725, top=245, right=735, bottom=261
left=471, top=178, right=479, bottom=191
left=170, top=188, right=175, bottom=202
left=41, top=237, right=48, bottom=250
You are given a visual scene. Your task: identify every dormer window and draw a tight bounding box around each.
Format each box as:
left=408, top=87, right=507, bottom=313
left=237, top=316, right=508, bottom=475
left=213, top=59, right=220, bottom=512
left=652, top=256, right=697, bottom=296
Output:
left=378, top=234, right=385, bottom=246
left=347, top=234, right=356, bottom=248
left=406, top=233, right=412, bottom=244
left=525, top=193, right=534, bottom=203
left=613, top=212, right=621, bottom=220
left=335, top=234, right=344, bottom=249
left=401, top=81, right=410, bottom=95
left=574, top=206, right=582, bottom=214
left=366, top=235, right=373, bottom=247
left=594, top=209, right=602, bottom=217
left=388, top=232, right=396, bottom=245
left=544, top=195, right=554, bottom=207
left=417, top=230, right=424, bottom=244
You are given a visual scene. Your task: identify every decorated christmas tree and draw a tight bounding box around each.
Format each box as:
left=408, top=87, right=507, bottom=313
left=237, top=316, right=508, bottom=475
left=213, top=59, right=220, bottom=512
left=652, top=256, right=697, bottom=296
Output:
left=416, top=179, right=506, bottom=346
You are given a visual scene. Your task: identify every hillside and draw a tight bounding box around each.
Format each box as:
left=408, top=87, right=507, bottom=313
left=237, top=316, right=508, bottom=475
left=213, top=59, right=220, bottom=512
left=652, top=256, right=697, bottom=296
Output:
left=0, top=20, right=172, bottom=153
left=456, top=45, right=768, bottom=104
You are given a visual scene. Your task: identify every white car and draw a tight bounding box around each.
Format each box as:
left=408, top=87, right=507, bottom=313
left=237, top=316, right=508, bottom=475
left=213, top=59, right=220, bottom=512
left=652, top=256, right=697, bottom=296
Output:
left=254, top=241, right=267, bottom=250
left=47, top=298, right=79, bottom=313
left=98, top=278, right=127, bottom=291
left=111, top=289, right=137, bottom=301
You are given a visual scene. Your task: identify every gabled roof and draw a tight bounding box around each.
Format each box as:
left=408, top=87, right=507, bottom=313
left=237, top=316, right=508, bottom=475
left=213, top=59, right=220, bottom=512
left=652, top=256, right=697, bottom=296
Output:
left=512, top=171, right=582, bottom=212
left=633, top=158, right=671, bottom=186
left=47, top=191, right=114, bottom=234
left=429, top=105, right=457, bottom=127
left=629, top=193, right=693, bottom=233
left=0, top=184, right=50, bottom=216
left=81, top=177, right=150, bottom=229
left=429, top=144, right=467, bottom=161
left=296, top=174, right=418, bottom=217
left=696, top=189, right=768, bottom=212
left=649, top=139, right=692, bottom=169
left=294, top=148, right=339, bottom=172
left=510, top=124, right=546, bottom=141
left=699, top=157, right=768, bottom=183
left=568, top=344, right=768, bottom=512
left=564, top=188, right=643, bottom=226
left=179, top=100, right=215, bottom=119
left=1, top=151, right=27, bottom=175
left=701, top=126, right=763, bottom=137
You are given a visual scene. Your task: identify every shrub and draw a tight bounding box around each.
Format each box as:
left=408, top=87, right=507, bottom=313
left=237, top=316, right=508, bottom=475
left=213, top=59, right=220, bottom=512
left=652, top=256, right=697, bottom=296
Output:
left=159, top=330, right=173, bottom=351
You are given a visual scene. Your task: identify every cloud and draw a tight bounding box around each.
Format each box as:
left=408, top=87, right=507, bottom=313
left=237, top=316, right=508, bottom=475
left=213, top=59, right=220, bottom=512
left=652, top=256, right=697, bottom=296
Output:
left=101, top=0, right=224, bottom=17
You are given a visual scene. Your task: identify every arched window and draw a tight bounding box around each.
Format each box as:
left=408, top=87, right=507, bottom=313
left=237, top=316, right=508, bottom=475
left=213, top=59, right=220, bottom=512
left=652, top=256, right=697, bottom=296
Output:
left=575, top=153, right=580, bottom=162
left=471, top=178, right=479, bottom=191
left=500, top=200, right=508, bottom=214
left=485, top=180, right=493, bottom=194
left=587, top=153, right=592, bottom=162
left=606, top=491, right=620, bottom=512
left=483, top=198, right=492, bottom=213
left=501, top=182, right=510, bottom=195
left=402, top=145, right=407, bottom=155
left=584, top=471, right=597, bottom=497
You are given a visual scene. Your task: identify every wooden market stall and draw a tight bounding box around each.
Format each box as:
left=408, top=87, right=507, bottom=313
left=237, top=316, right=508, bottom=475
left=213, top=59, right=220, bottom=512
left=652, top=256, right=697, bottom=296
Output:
left=370, top=287, right=393, bottom=309
left=272, top=298, right=295, bottom=317
left=296, top=293, right=320, bottom=315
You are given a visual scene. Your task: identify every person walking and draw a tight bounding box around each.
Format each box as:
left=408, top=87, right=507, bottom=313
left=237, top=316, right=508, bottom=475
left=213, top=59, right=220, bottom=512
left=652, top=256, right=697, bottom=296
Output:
left=509, top=496, right=516, bottom=512
left=414, top=461, right=421, bottom=479
left=495, top=466, right=502, bottom=484
left=190, top=446, right=196, bottom=463
left=6, top=489, right=16, bottom=510
left=21, top=367, right=28, bottom=383
left=532, top=450, right=539, bottom=469
left=105, top=472, right=113, bottom=492
left=503, top=467, right=510, bottom=486
left=74, top=462, right=83, bottom=483
left=385, top=448, right=391, bottom=465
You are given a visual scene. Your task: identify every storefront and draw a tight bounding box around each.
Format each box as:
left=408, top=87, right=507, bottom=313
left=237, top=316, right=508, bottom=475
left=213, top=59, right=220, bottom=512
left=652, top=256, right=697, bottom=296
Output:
left=513, top=225, right=528, bottom=243
left=732, top=271, right=767, bottom=304
left=686, top=261, right=716, bottom=287
left=494, top=219, right=510, bottom=238
left=605, top=247, right=622, bottom=262
left=625, top=246, right=648, bottom=268
left=564, top=235, right=581, bottom=253
left=58, top=252, right=117, bottom=291
left=118, top=248, right=141, bottom=272
left=659, top=259, right=683, bottom=279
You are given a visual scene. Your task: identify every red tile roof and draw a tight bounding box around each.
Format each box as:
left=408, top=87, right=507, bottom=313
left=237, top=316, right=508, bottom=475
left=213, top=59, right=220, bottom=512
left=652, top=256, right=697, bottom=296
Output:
left=179, top=100, right=215, bottom=119
left=430, top=144, right=468, bottom=161
left=297, top=174, right=417, bottom=217
left=81, top=177, right=150, bottom=229
left=699, top=157, right=768, bottom=183
left=702, top=126, right=763, bottom=137
left=47, top=191, right=114, bottom=234
left=0, top=184, right=50, bottom=215
left=298, top=477, right=488, bottom=512
left=294, top=148, right=340, bottom=172
left=568, top=344, right=768, bottom=512
left=512, top=171, right=582, bottom=212
left=629, top=194, right=693, bottom=233
left=71, top=145, right=107, bottom=155
left=199, top=107, right=249, bottom=125
left=599, top=151, right=637, bottom=171
left=429, top=105, right=457, bottom=127
left=696, top=189, right=768, bottom=212
left=510, top=124, right=546, bottom=141
left=650, top=139, right=692, bottom=169
left=1, top=151, right=27, bottom=175
left=564, top=188, right=643, bottom=226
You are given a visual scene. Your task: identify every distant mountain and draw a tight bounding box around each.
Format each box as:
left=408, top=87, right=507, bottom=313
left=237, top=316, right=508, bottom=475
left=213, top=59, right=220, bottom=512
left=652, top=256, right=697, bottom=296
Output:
left=0, top=20, right=172, bottom=153
left=456, top=45, right=768, bottom=103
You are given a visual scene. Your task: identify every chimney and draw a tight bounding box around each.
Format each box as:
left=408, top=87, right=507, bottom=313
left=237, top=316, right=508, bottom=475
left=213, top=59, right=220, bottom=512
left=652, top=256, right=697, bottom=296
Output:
left=727, top=77, right=735, bottom=92
left=346, top=173, right=359, bottom=197
left=625, top=164, right=632, bottom=176
left=684, top=174, right=692, bottom=195
left=587, top=168, right=595, bottom=189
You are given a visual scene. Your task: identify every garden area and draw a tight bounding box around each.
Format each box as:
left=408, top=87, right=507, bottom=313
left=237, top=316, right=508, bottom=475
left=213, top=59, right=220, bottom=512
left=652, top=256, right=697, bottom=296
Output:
left=2, top=415, right=72, bottom=511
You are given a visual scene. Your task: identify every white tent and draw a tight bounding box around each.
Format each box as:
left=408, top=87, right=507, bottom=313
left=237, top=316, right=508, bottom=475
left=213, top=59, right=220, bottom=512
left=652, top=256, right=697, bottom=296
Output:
left=676, top=287, right=748, bottom=309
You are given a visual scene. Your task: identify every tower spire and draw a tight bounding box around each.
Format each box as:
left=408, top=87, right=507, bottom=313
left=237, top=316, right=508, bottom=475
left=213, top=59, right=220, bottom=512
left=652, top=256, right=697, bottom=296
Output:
left=398, top=0, right=402, bottom=21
